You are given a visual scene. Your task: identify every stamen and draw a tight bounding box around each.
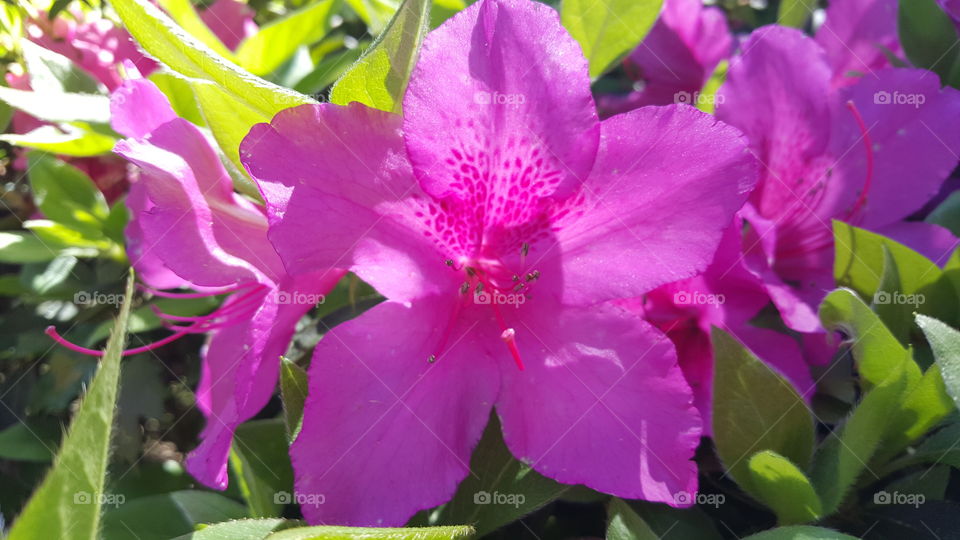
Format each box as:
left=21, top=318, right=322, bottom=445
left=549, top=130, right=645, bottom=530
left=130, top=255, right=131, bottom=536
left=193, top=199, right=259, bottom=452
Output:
left=45, top=325, right=196, bottom=357
left=137, top=282, right=253, bottom=299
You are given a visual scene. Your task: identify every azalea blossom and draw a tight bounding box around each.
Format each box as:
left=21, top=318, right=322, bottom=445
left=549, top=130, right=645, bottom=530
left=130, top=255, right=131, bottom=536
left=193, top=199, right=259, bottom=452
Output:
left=242, top=0, right=757, bottom=525
left=628, top=219, right=816, bottom=430
left=598, top=0, right=730, bottom=115
left=199, top=0, right=259, bottom=51
left=716, top=25, right=960, bottom=332
left=48, top=77, right=343, bottom=489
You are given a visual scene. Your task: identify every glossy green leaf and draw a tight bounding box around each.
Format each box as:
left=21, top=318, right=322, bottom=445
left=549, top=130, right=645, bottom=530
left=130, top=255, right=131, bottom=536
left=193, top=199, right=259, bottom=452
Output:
left=235, top=0, right=338, bottom=76
left=745, top=451, right=822, bottom=525
left=173, top=519, right=293, bottom=539
left=741, top=526, right=859, bottom=540
left=100, top=490, right=249, bottom=539
left=0, top=86, right=110, bottom=124
left=345, top=0, right=400, bottom=33
left=21, top=40, right=101, bottom=94
left=606, top=498, right=658, bottom=540
left=833, top=221, right=956, bottom=326
left=280, top=357, right=309, bottom=441
left=777, top=0, right=813, bottom=28
left=811, top=363, right=908, bottom=514
left=266, top=525, right=475, bottom=540
left=148, top=71, right=204, bottom=126
left=230, top=419, right=295, bottom=518
left=433, top=414, right=568, bottom=536
left=27, top=153, right=109, bottom=232
left=819, top=289, right=917, bottom=390
left=561, top=0, right=663, bottom=79
left=157, top=0, right=237, bottom=59
left=330, top=0, right=431, bottom=112
left=109, top=0, right=315, bottom=177
left=0, top=232, right=60, bottom=263
left=0, top=123, right=117, bottom=156
left=917, top=314, right=960, bottom=411
left=6, top=273, right=134, bottom=540
left=711, top=328, right=815, bottom=485
left=899, top=0, right=960, bottom=87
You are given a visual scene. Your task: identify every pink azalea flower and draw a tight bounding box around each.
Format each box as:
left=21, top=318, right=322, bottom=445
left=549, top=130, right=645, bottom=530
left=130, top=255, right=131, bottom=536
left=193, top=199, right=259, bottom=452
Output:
left=26, top=9, right=155, bottom=90
left=599, top=0, right=731, bottom=116
left=814, top=0, right=903, bottom=88
left=49, top=77, right=343, bottom=489
left=936, top=0, right=960, bottom=30
left=628, top=219, right=815, bottom=432
left=241, top=0, right=757, bottom=525
left=716, top=25, right=960, bottom=333
left=199, top=0, right=259, bottom=51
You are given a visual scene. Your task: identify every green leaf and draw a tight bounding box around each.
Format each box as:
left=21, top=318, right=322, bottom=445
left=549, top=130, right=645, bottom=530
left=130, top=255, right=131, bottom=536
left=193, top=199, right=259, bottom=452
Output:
left=0, top=232, right=60, bottom=263
left=265, top=525, right=475, bottom=540
left=606, top=498, right=658, bottom=540
left=744, top=451, right=822, bottom=525
left=926, top=191, right=960, bottom=237
left=148, top=71, right=204, bottom=126
left=696, top=60, right=727, bottom=114
left=173, top=519, right=293, bottom=540
left=916, top=314, right=960, bottom=411
left=156, top=0, right=237, bottom=59
left=873, top=245, right=913, bottom=342
left=280, top=357, right=309, bottom=441
left=235, top=0, right=338, bottom=76
left=433, top=414, right=568, bottom=536
left=820, top=289, right=953, bottom=458
left=561, top=0, right=663, bottom=79
left=100, top=490, right=250, bottom=540
left=819, top=289, right=917, bottom=390
left=612, top=501, right=722, bottom=540
left=27, top=153, right=110, bottom=232
left=173, top=519, right=294, bottom=539
left=833, top=221, right=956, bottom=326
left=0, top=86, right=110, bottom=124
left=899, top=0, right=960, bottom=87
left=21, top=40, right=101, bottom=94
left=344, top=0, right=400, bottom=33
left=6, top=272, right=135, bottom=540
left=0, top=418, right=61, bottom=462
left=711, top=328, right=815, bottom=486
left=0, top=123, right=117, bottom=156
left=230, top=419, right=295, bottom=518
left=330, top=0, right=431, bottom=112
left=777, top=0, right=813, bottom=29
left=811, top=363, right=909, bottom=514
left=741, top=526, right=860, bottom=540
left=109, top=0, right=315, bottom=178
left=885, top=422, right=960, bottom=473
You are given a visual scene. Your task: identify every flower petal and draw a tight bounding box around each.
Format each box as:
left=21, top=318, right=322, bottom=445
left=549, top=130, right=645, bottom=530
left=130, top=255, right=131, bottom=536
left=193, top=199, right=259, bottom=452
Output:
left=110, top=78, right=178, bottom=139
left=497, top=301, right=700, bottom=504
left=815, top=0, right=901, bottom=87
left=243, top=103, right=457, bottom=302
left=402, top=0, right=599, bottom=201
left=186, top=271, right=341, bottom=489
left=543, top=105, right=757, bottom=304
left=290, top=296, right=500, bottom=526
left=874, top=221, right=959, bottom=266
